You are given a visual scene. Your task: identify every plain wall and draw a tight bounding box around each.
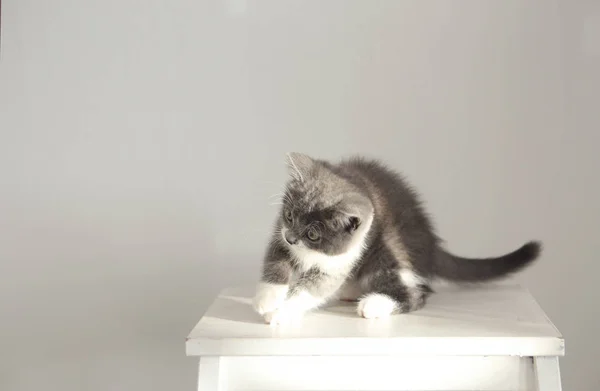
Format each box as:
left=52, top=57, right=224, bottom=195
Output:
left=1, top=1, right=598, bottom=390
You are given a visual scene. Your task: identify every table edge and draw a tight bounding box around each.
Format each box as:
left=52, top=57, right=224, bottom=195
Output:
left=185, top=335, right=565, bottom=357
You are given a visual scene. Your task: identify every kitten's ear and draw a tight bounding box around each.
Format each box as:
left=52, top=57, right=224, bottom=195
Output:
left=285, top=152, right=315, bottom=182
left=346, top=216, right=361, bottom=232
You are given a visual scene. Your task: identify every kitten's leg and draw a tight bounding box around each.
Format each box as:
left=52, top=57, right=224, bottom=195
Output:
left=358, top=268, right=431, bottom=319
left=252, top=240, right=293, bottom=316
left=265, top=267, right=345, bottom=325
left=338, top=279, right=362, bottom=302
left=398, top=268, right=433, bottom=312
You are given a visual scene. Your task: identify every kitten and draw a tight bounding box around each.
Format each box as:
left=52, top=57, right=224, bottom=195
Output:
left=253, top=153, right=541, bottom=325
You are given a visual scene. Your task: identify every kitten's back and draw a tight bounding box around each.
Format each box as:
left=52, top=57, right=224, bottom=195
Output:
left=334, top=156, right=541, bottom=282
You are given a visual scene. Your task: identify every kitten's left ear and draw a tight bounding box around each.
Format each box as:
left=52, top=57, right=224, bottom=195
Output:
left=285, top=152, right=315, bottom=182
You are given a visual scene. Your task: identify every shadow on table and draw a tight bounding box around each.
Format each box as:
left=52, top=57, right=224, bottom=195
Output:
left=318, top=300, right=362, bottom=318
left=207, top=297, right=363, bottom=324
left=206, top=296, right=266, bottom=325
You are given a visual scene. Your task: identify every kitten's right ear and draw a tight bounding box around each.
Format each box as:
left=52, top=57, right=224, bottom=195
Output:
left=346, top=216, right=361, bottom=232
left=285, top=152, right=314, bottom=182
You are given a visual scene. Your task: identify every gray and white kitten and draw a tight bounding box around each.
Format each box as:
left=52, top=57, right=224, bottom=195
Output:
left=253, top=153, right=541, bottom=325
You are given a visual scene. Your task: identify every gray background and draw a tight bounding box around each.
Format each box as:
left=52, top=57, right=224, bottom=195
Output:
left=1, top=1, right=598, bottom=390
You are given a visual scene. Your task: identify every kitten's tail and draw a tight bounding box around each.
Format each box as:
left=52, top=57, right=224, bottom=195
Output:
left=433, top=241, right=541, bottom=282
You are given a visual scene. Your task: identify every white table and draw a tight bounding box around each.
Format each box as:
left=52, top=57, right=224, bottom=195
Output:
left=186, top=284, right=563, bottom=391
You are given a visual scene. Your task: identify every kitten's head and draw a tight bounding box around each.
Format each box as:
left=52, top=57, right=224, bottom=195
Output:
left=278, top=153, right=374, bottom=256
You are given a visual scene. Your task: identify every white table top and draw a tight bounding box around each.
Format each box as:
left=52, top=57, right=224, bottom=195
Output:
left=186, top=284, right=563, bottom=357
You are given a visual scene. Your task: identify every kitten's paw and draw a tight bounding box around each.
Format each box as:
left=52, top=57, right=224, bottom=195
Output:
left=252, top=283, right=289, bottom=315
left=357, top=293, right=397, bottom=319
left=264, top=306, right=304, bottom=326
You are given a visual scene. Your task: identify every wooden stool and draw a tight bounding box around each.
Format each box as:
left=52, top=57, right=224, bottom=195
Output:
left=186, top=284, right=563, bottom=391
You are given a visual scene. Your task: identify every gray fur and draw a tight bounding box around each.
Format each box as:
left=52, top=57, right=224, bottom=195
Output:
left=258, top=153, right=541, bottom=315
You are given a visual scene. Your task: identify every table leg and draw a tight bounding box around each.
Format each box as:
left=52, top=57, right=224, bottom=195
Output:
left=534, top=356, right=562, bottom=391
left=198, top=357, right=224, bottom=391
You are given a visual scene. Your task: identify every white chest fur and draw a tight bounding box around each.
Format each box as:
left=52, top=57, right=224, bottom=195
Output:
left=289, top=245, right=361, bottom=275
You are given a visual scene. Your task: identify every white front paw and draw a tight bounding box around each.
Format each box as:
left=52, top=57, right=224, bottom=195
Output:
left=264, top=305, right=305, bottom=326
left=357, top=294, right=396, bottom=319
left=252, top=283, right=289, bottom=315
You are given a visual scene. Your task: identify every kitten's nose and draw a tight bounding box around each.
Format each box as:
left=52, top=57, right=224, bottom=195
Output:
left=284, top=232, right=298, bottom=245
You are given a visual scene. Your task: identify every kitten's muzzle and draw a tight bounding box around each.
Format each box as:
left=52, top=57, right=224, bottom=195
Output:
left=284, top=231, right=299, bottom=245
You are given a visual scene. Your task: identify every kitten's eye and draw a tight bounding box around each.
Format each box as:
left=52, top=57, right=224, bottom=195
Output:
left=306, top=228, right=320, bottom=241
left=284, top=209, right=293, bottom=221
